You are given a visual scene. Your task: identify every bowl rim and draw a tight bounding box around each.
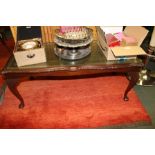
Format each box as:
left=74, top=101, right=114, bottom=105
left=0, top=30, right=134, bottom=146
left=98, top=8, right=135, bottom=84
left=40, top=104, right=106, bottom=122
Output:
left=55, top=27, right=93, bottom=41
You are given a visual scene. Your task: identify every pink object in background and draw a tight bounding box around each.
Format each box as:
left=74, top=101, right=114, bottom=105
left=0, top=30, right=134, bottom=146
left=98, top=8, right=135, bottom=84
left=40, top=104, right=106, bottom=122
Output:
left=106, top=33, right=121, bottom=47
left=114, top=32, right=123, bottom=41
left=60, top=26, right=81, bottom=33
left=107, top=32, right=137, bottom=47
left=114, top=32, right=137, bottom=45
left=122, top=33, right=137, bottom=44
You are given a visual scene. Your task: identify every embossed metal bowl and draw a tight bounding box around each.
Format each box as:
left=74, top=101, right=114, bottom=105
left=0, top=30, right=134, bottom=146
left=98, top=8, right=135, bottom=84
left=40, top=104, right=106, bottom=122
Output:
left=54, top=27, right=93, bottom=48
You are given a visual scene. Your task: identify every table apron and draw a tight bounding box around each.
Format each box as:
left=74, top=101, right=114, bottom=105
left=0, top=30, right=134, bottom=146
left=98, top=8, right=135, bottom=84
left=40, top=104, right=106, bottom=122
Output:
left=2, top=66, right=142, bottom=79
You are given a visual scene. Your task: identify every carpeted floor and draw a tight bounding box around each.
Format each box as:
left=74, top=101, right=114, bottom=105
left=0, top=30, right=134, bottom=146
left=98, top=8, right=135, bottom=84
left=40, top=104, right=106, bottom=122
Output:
left=0, top=75, right=151, bottom=128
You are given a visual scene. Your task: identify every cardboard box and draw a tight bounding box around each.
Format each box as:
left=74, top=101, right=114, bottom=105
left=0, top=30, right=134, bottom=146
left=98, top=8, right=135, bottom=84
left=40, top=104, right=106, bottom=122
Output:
left=123, top=26, right=149, bottom=46
left=13, top=26, right=46, bottom=67
left=96, top=26, right=116, bottom=60
left=96, top=26, right=149, bottom=60
left=111, top=26, right=149, bottom=57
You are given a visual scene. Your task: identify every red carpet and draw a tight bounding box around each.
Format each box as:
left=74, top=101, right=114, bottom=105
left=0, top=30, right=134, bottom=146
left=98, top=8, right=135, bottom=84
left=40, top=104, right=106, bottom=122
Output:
left=0, top=75, right=151, bottom=128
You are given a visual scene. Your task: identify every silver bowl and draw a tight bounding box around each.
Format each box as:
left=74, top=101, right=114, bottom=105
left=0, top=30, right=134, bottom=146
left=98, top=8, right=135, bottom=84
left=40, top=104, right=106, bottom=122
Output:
left=54, top=27, right=93, bottom=48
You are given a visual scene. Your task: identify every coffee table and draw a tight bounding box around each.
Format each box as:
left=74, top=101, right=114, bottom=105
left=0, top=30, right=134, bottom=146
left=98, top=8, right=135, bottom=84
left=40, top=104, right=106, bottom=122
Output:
left=1, top=41, right=144, bottom=109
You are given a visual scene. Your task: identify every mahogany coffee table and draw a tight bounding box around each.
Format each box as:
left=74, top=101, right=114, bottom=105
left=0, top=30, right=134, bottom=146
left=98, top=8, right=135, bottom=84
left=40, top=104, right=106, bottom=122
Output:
left=1, top=41, right=144, bottom=109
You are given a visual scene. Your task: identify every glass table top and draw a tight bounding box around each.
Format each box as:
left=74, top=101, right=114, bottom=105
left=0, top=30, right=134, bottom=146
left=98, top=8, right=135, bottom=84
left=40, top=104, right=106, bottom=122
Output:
left=4, top=41, right=143, bottom=71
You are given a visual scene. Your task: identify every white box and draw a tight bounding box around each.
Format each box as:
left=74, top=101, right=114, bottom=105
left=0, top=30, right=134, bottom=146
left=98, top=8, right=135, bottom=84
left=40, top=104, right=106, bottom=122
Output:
left=14, top=39, right=46, bottom=67
left=13, top=26, right=47, bottom=67
left=14, top=47, right=46, bottom=67
left=96, top=26, right=117, bottom=60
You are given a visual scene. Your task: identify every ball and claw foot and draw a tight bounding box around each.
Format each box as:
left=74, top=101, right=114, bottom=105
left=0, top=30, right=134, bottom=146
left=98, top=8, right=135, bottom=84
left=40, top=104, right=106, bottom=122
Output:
left=123, top=96, right=129, bottom=101
left=18, top=102, right=25, bottom=109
